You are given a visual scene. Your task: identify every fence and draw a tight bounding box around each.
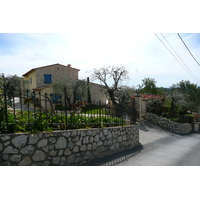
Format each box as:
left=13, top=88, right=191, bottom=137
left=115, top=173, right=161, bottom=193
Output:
left=0, top=89, right=137, bottom=134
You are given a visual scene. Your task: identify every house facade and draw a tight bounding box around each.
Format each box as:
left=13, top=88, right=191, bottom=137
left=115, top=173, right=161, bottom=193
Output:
left=21, top=63, right=107, bottom=110
left=21, top=63, right=79, bottom=92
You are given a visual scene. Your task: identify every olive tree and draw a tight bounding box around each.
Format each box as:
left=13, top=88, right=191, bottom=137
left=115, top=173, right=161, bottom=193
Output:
left=92, top=65, right=129, bottom=107
left=171, top=80, right=200, bottom=112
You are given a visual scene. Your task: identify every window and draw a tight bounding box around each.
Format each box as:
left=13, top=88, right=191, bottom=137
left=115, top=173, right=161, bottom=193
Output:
left=44, top=74, right=52, bottom=83
left=50, top=94, right=62, bottom=103
left=30, top=78, right=32, bottom=84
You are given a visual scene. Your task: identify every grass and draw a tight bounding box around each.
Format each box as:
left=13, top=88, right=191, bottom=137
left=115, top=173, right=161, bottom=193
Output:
left=81, top=108, right=109, bottom=115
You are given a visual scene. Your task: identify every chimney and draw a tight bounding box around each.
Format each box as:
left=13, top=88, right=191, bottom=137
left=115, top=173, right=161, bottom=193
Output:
left=67, top=64, right=71, bottom=67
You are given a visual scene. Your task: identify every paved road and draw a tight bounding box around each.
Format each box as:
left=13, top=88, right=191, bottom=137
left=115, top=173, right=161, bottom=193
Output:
left=116, top=120, right=200, bottom=166
left=88, top=120, right=200, bottom=166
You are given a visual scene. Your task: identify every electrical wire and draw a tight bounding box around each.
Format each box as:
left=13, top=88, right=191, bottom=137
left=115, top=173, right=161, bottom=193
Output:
left=160, top=33, right=200, bottom=83
left=154, top=33, right=200, bottom=84
left=177, top=33, right=200, bottom=66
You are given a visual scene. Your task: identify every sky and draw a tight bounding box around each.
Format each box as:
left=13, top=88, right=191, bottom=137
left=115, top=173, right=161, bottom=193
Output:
left=1, top=1, right=200, bottom=89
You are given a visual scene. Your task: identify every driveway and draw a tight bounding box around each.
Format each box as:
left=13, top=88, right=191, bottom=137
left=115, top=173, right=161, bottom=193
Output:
left=87, top=120, right=200, bottom=166
left=117, top=120, right=200, bottom=166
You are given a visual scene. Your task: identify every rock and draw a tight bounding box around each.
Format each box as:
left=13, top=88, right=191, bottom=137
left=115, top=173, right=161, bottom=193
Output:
left=38, top=139, right=48, bottom=148
left=64, top=148, right=71, bottom=156
left=76, top=141, right=82, bottom=146
left=12, top=135, right=28, bottom=149
left=84, top=151, right=91, bottom=160
left=49, top=144, right=54, bottom=150
left=60, top=157, right=67, bottom=166
left=103, top=129, right=109, bottom=136
left=93, top=143, right=97, bottom=150
left=19, top=156, right=31, bottom=166
left=97, top=140, right=103, bottom=146
left=72, top=136, right=79, bottom=143
left=67, top=154, right=75, bottom=165
left=0, top=143, right=2, bottom=151
left=55, top=137, right=67, bottom=149
left=74, top=156, right=82, bottom=164
left=53, top=157, right=60, bottom=165
left=71, top=131, right=76, bottom=137
left=3, top=146, right=19, bottom=154
left=20, top=145, right=34, bottom=155
left=3, top=154, right=9, bottom=161
left=87, top=144, right=92, bottom=150
left=106, top=132, right=112, bottom=139
left=110, top=145, right=115, bottom=151
left=107, top=139, right=112, bottom=145
left=94, top=135, right=99, bottom=143
left=117, top=136, right=122, bottom=142
left=4, top=141, right=10, bottom=146
left=63, top=131, right=70, bottom=137
left=10, top=155, right=21, bottom=163
left=89, top=136, right=94, bottom=143
left=81, top=131, right=86, bottom=137
left=32, top=150, right=46, bottom=162
left=43, top=161, right=50, bottom=166
left=42, top=146, right=49, bottom=153
left=58, top=150, right=63, bottom=156
left=28, top=134, right=39, bottom=144
left=73, top=146, right=79, bottom=153
left=49, top=150, right=57, bottom=156
left=87, top=130, right=92, bottom=136
left=80, top=145, right=86, bottom=152
left=68, top=141, right=74, bottom=150
left=1, top=135, right=11, bottom=142
left=123, top=135, right=126, bottom=141
left=83, top=136, right=89, bottom=144
left=49, top=137, right=56, bottom=143
left=101, top=135, right=106, bottom=141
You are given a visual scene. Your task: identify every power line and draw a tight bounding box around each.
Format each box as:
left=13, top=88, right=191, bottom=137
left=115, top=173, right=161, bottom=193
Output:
left=160, top=33, right=200, bottom=83
left=177, top=33, right=200, bottom=66
left=154, top=33, right=200, bottom=84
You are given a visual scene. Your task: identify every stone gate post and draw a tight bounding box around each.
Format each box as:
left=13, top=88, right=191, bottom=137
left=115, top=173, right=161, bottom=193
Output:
left=141, top=99, right=147, bottom=117
left=135, top=92, right=142, bottom=121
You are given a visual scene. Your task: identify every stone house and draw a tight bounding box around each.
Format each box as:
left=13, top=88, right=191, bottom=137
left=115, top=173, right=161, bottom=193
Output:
left=21, top=63, right=107, bottom=110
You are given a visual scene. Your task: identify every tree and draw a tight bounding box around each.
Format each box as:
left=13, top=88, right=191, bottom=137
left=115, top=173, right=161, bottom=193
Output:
left=167, top=89, right=187, bottom=118
left=114, top=85, right=135, bottom=103
left=92, top=65, right=129, bottom=107
left=52, top=79, right=87, bottom=109
left=87, top=77, right=92, bottom=103
left=139, top=77, right=158, bottom=94
left=171, top=80, right=200, bottom=112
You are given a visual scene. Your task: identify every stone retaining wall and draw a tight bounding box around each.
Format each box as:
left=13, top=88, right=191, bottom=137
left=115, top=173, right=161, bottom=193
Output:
left=146, top=113, right=192, bottom=134
left=0, top=125, right=139, bottom=166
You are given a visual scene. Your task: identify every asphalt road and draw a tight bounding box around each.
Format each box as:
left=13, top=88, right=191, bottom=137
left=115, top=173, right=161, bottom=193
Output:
left=88, top=120, right=200, bottom=166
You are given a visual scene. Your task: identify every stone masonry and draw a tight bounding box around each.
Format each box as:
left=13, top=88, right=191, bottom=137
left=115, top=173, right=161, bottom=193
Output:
left=0, top=125, right=139, bottom=166
left=146, top=113, right=192, bottom=134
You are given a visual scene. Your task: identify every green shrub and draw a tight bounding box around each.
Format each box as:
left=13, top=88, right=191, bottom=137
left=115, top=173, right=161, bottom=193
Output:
left=178, top=114, right=194, bottom=123
left=0, top=110, right=124, bottom=133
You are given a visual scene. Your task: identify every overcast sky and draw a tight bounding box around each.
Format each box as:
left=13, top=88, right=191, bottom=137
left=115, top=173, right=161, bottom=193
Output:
left=1, top=0, right=200, bottom=88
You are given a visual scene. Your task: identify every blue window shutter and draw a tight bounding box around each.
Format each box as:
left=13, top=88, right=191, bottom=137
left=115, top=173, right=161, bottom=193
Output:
left=50, top=94, right=62, bottom=103
left=76, top=94, right=81, bottom=100
left=44, top=74, right=52, bottom=83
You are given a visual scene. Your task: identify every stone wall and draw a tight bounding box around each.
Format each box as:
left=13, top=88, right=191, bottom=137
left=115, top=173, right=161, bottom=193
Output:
left=146, top=113, right=192, bottom=134
left=0, top=125, right=139, bottom=166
